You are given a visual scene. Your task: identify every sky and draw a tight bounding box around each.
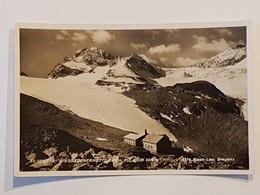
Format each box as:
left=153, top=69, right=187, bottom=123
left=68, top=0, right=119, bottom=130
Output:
left=20, top=26, right=246, bottom=77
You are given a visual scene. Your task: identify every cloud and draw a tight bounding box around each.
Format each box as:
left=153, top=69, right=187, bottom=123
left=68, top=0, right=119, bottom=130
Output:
left=192, top=35, right=234, bottom=53
left=55, top=34, right=65, bottom=40
left=159, top=57, right=174, bottom=66
left=87, top=30, right=114, bottom=44
left=55, top=30, right=70, bottom=40
left=71, top=32, right=88, bottom=41
left=131, top=43, right=147, bottom=50
left=55, top=30, right=88, bottom=41
left=215, top=28, right=233, bottom=37
left=159, top=57, right=206, bottom=67
left=148, top=44, right=180, bottom=55
left=138, top=54, right=157, bottom=64
left=175, top=57, right=206, bottom=67
left=60, top=30, right=70, bottom=36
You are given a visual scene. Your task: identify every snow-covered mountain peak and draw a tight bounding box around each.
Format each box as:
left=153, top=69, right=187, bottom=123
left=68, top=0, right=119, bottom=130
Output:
left=70, top=47, right=114, bottom=66
left=47, top=48, right=165, bottom=82
left=192, top=45, right=246, bottom=68
left=47, top=47, right=115, bottom=79
left=73, top=47, right=112, bottom=58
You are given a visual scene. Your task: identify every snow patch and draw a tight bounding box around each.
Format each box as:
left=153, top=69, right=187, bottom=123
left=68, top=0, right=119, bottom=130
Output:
left=183, top=107, right=192, bottom=115
left=160, top=113, right=181, bottom=125
left=102, top=57, right=144, bottom=84
left=160, top=113, right=174, bottom=123
left=200, top=93, right=211, bottom=100
left=183, top=146, right=193, bottom=153
left=96, top=138, right=108, bottom=141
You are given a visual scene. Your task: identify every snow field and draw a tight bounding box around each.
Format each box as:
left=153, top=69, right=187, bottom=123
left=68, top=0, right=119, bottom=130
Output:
left=21, top=73, right=178, bottom=142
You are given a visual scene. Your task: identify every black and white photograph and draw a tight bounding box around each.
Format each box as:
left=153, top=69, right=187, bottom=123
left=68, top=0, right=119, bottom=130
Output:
left=15, top=23, right=253, bottom=176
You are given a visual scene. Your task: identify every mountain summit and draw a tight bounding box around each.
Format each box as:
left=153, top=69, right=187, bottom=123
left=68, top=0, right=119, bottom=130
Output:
left=73, top=47, right=115, bottom=66
left=126, top=53, right=166, bottom=80
left=46, top=48, right=166, bottom=91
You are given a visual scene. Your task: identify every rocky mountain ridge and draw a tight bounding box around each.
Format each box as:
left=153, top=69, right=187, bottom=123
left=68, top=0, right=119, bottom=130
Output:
left=47, top=47, right=165, bottom=81
left=192, top=44, right=246, bottom=68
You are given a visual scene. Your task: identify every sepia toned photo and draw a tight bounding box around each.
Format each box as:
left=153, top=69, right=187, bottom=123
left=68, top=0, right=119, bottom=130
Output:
left=14, top=22, right=253, bottom=176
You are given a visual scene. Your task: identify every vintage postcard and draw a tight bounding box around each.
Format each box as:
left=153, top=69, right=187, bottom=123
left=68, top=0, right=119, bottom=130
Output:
left=14, top=22, right=254, bottom=176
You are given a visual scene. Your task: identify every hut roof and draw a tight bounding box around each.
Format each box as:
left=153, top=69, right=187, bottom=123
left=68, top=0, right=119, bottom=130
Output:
left=142, top=134, right=167, bottom=144
left=124, top=133, right=145, bottom=140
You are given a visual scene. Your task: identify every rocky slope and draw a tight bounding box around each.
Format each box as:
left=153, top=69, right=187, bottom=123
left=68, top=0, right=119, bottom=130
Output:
left=20, top=93, right=141, bottom=170
left=125, top=53, right=166, bottom=83
left=46, top=63, right=85, bottom=79
left=124, top=81, right=249, bottom=168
